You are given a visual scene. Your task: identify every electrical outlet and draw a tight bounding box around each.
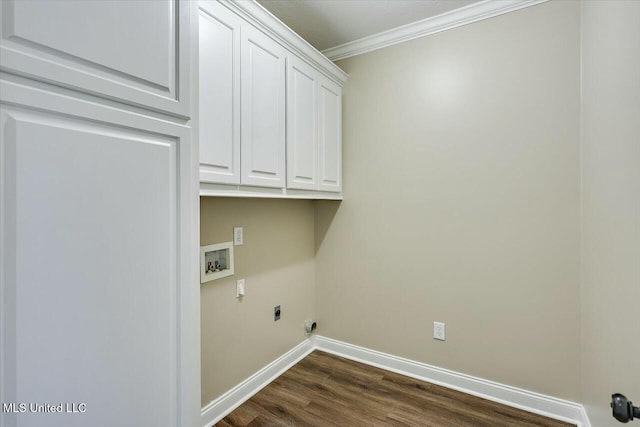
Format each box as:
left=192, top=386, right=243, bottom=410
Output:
left=434, top=322, right=446, bottom=341
left=233, top=227, right=243, bottom=246
left=236, top=279, right=245, bottom=298
left=274, top=305, right=281, bottom=321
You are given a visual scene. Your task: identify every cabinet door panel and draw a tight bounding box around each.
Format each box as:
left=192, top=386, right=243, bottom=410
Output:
left=318, top=76, right=342, bottom=192
left=287, top=57, right=318, bottom=190
left=0, top=0, right=189, bottom=116
left=199, top=2, right=241, bottom=184
left=0, top=104, right=189, bottom=427
left=241, top=25, right=286, bottom=188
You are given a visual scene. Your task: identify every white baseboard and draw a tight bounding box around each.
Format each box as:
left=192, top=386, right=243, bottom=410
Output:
left=200, top=339, right=314, bottom=427
left=201, top=335, right=590, bottom=427
left=314, top=336, right=591, bottom=427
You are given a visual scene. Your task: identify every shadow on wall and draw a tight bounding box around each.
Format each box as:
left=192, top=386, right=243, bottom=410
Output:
left=201, top=197, right=316, bottom=277
left=314, top=200, right=341, bottom=254
left=200, top=196, right=317, bottom=405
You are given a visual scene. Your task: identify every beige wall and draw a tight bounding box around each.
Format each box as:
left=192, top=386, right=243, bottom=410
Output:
left=316, top=0, right=581, bottom=400
left=580, top=1, right=640, bottom=425
left=200, top=197, right=316, bottom=406
left=199, top=1, right=640, bottom=418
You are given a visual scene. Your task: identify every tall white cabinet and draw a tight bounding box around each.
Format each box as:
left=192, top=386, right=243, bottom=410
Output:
left=287, top=56, right=319, bottom=190
left=318, top=76, right=343, bottom=192
left=241, top=24, right=287, bottom=188
left=0, top=2, right=200, bottom=427
left=286, top=58, right=343, bottom=192
left=198, top=0, right=348, bottom=199
left=199, top=1, right=241, bottom=184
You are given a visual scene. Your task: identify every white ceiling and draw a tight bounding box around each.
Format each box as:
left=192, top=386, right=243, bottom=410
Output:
left=256, top=0, right=482, bottom=52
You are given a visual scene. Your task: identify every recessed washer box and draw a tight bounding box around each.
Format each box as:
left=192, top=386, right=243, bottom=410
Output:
left=200, top=241, right=234, bottom=284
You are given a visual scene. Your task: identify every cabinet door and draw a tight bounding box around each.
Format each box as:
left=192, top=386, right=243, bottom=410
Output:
left=318, top=76, right=342, bottom=192
left=199, top=1, right=241, bottom=185
left=0, top=85, right=198, bottom=427
left=287, top=56, right=318, bottom=191
left=0, top=0, right=189, bottom=117
left=241, top=25, right=286, bottom=188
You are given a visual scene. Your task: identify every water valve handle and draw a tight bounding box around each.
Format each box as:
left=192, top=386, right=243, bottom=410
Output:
left=612, top=393, right=640, bottom=423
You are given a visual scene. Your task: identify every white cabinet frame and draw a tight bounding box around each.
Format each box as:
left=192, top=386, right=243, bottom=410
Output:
left=199, top=1, right=242, bottom=184
left=198, top=0, right=347, bottom=199
left=287, top=55, right=319, bottom=191
left=0, top=0, right=191, bottom=117
left=0, top=78, right=200, bottom=427
left=240, top=23, right=287, bottom=188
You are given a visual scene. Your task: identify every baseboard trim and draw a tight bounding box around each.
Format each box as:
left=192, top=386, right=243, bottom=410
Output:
left=201, top=335, right=591, bottom=427
left=200, top=339, right=315, bottom=427
left=314, top=336, right=591, bottom=427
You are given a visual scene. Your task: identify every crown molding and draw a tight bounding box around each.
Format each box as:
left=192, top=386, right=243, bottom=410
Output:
left=322, top=0, right=549, bottom=62
left=221, top=0, right=348, bottom=86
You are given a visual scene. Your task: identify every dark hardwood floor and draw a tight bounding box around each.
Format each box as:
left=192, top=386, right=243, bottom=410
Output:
left=217, top=351, right=575, bottom=427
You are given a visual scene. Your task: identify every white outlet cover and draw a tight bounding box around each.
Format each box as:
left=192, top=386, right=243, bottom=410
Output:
left=236, top=279, right=245, bottom=298
left=233, top=227, right=243, bottom=246
left=434, top=322, right=446, bottom=341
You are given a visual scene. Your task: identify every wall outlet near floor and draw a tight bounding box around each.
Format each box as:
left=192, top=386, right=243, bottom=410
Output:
left=274, top=305, right=281, bottom=321
left=434, top=322, right=446, bottom=341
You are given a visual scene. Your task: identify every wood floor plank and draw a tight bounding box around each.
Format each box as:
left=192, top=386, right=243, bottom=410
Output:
left=217, top=351, right=575, bottom=427
left=261, top=381, right=314, bottom=408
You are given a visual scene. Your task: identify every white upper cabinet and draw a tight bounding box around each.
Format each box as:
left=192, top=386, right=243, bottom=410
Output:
left=240, top=24, right=286, bottom=188
left=286, top=58, right=343, bottom=193
left=199, top=1, right=241, bottom=184
left=287, top=56, right=318, bottom=191
left=0, top=0, right=189, bottom=116
left=318, top=76, right=343, bottom=192
left=197, top=0, right=347, bottom=198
